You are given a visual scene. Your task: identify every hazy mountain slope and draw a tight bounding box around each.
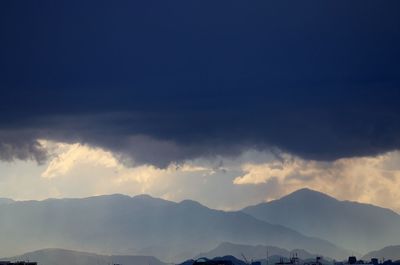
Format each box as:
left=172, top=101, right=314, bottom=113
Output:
left=0, top=198, right=14, bottom=205
left=196, top=242, right=316, bottom=260
left=4, top=248, right=168, bottom=265
left=362, top=245, right=400, bottom=261
left=242, top=189, right=400, bottom=254
left=0, top=194, right=348, bottom=262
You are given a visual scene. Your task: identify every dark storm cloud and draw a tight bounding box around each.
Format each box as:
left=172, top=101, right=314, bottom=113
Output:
left=1, top=1, right=400, bottom=166
left=0, top=130, right=47, bottom=164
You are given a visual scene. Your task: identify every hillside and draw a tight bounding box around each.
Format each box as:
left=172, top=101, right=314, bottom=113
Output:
left=4, top=248, right=168, bottom=265
left=196, top=242, right=317, bottom=260
left=0, top=198, right=14, bottom=205
left=362, top=245, right=400, bottom=261
left=242, top=189, right=400, bottom=254
left=0, top=194, right=349, bottom=262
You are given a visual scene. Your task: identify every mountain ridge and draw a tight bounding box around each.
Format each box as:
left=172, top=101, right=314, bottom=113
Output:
left=242, top=188, right=400, bottom=254
left=0, top=191, right=349, bottom=262
left=362, top=245, right=400, bottom=261
left=196, top=242, right=319, bottom=260
left=4, top=248, right=169, bottom=265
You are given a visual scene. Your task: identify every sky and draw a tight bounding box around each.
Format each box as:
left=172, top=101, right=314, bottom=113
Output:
left=1, top=1, right=400, bottom=211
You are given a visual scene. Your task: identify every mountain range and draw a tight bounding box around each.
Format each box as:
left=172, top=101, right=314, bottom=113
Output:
left=0, top=198, right=14, bottom=205
left=196, top=242, right=316, bottom=260
left=1, top=188, right=400, bottom=263
left=4, top=248, right=169, bottom=265
left=5, top=249, right=247, bottom=265
left=0, top=192, right=348, bottom=262
left=362, top=245, right=400, bottom=261
left=242, top=189, right=400, bottom=254
left=3, top=245, right=398, bottom=265
left=2, top=247, right=330, bottom=265
left=179, top=255, right=247, bottom=265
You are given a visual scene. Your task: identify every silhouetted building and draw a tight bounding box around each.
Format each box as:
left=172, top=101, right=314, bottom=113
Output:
left=348, top=257, right=357, bottom=264
left=275, top=254, right=301, bottom=265
left=335, top=256, right=388, bottom=265
left=303, top=256, right=322, bottom=265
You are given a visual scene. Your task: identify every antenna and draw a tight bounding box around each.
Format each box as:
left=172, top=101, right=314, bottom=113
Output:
left=242, top=253, right=250, bottom=265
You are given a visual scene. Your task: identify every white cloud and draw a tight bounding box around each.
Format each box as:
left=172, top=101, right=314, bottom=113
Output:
left=2, top=140, right=400, bottom=213
left=40, top=141, right=120, bottom=178
left=234, top=151, right=400, bottom=212
left=35, top=140, right=219, bottom=202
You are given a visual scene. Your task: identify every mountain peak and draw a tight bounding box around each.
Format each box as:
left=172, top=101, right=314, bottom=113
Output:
left=179, top=199, right=206, bottom=208
left=362, top=245, right=400, bottom=260
left=279, top=188, right=337, bottom=202
left=242, top=187, right=400, bottom=255
left=132, top=194, right=176, bottom=207
left=133, top=194, right=157, bottom=200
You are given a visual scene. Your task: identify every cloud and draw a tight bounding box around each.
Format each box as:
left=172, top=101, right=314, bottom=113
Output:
left=33, top=140, right=220, bottom=201
left=1, top=1, right=400, bottom=166
left=0, top=131, right=48, bottom=164
left=2, top=141, right=400, bottom=212
left=40, top=141, right=120, bottom=178
left=234, top=151, right=400, bottom=212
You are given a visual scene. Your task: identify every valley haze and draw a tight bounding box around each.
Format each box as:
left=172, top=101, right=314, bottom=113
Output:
left=0, top=189, right=399, bottom=263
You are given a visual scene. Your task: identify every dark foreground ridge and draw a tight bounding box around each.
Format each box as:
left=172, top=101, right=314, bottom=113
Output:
left=0, top=262, right=37, bottom=265
left=181, top=255, right=400, bottom=265
left=4, top=248, right=400, bottom=265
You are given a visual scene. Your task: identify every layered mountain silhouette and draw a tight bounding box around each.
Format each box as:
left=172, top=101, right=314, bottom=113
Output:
left=196, top=242, right=316, bottom=260
left=0, top=198, right=13, bottom=205
left=242, top=188, right=400, bottom=254
left=179, top=255, right=247, bottom=265
left=0, top=193, right=348, bottom=262
left=362, top=245, right=400, bottom=261
left=3, top=247, right=334, bottom=265
left=4, top=248, right=168, bottom=265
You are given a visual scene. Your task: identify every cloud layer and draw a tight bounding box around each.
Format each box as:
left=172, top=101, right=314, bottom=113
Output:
left=2, top=141, right=400, bottom=213
left=234, top=151, right=400, bottom=211
left=1, top=1, right=400, bottom=166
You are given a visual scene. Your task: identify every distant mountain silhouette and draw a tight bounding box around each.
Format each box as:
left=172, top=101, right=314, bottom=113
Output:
left=188, top=251, right=332, bottom=265
left=0, top=193, right=349, bottom=262
left=4, top=248, right=168, bottom=265
left=242, top=188, right=400, bottom=254
left=0, top=198, right=14, bottom=205
left=179, top=255, right=247, bottom=265
left=196, top=242, right=317, bottom=260
left=362, top=245, right=400, bottom=261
